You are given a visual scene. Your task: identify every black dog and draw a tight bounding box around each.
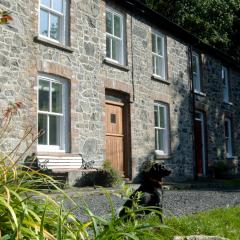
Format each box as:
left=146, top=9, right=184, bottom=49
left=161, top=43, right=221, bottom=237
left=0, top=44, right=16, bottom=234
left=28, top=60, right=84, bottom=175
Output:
left=119, top=161, right=171, bottom=222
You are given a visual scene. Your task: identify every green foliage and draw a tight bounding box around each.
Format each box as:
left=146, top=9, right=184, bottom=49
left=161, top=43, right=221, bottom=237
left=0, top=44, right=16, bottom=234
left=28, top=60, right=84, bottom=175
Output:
left=75, top=160, right=123, bottom=187
left=211, top=160, right=229, bottom=179
left=148, top=206, right=240, bottom=239
left=0, top=103, right=163, bottom=239
left=142, top=0, right=240, bottom=61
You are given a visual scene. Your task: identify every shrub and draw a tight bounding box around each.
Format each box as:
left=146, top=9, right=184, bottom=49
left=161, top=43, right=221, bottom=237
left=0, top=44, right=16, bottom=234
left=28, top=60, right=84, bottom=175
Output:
left=212, top=161, right=228, bottom=179
left=75, top=160, right=123, bottom=187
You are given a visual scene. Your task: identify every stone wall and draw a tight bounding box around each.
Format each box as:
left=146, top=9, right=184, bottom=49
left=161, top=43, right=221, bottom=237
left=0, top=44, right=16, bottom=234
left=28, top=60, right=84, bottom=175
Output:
left=0, top=0, right=239, bottom=181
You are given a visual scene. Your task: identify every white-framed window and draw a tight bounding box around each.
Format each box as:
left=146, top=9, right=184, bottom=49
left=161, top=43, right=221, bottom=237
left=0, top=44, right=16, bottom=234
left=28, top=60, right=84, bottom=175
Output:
left=106, top=8, right=124, bottom=64
left=154, top=102, right=169, bottom=155
left=222, top=66, right=230, bottom=103
left=39, top=0, right=68, bottom=44
left=192, top=52, right=201, bottom=93
left=152, top=32, right=166, bottom=79
left=38, top=75, right=69, bottom=152
left=224, top=118, right=233, bottom=158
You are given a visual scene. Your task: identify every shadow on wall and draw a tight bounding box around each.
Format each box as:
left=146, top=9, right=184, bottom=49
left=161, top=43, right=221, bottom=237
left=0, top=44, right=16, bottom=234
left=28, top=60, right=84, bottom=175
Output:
left=134, top=54, right=240, bottom=183
left=134, top=68, right=195, bottom=182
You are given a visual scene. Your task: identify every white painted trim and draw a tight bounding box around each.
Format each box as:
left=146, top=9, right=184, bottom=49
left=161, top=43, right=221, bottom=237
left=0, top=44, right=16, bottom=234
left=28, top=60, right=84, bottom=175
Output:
left=225, top=118, right=233, bottom=158
left=39, top=0, right=68, bottom=44
left=222, top=66, right=230, bottom=103
left=106, top=7, right=125, bottom=65
left=192, top=52, right=201, bottom=93
left=152, top=32, right=166, bottom=80
left=37, top=74, right=69, bottom=153
left=154, top=102, right=169, bottom=155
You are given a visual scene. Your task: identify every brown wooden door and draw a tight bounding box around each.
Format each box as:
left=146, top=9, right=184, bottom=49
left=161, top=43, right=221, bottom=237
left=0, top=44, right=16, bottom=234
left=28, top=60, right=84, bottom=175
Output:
left=105, top=101, right=124, bottom=174
left=195, top=120, right=203, bottom=176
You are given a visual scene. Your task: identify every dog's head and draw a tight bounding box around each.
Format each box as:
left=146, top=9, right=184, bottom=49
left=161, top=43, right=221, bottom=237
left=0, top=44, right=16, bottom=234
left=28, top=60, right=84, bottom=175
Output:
left=141, top=161, right=171, bottom=181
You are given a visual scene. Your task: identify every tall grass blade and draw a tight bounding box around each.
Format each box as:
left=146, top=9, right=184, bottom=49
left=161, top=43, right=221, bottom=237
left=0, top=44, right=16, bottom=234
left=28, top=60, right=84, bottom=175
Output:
left=57, top=201, right=63, bottom=240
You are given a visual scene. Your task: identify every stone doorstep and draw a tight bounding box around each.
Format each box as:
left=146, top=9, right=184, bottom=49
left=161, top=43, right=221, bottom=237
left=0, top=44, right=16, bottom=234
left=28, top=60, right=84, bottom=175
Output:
left=173, top=236, right=229, bottom=240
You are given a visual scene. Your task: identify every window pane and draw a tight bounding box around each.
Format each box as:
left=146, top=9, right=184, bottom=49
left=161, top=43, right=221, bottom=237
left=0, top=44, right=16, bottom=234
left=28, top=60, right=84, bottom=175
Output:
left=154, top=106, right=158, bottom=127
left=114, top=14, right=121, bottom=38
left=225, top=120, right=229, bottom=138
left=157, top=36, right=163, bottom=56
left=193, top=74, right=200, bottom=91
left=41, top=0, right=50, bottom=7
left=159, top=106, right=165, bottom=128
left=49, top=115, right=61, bottom=145
left=38, top=114, right=48, bottom=145
left=158, top=129, right=164, bottom=151
left=40, top=10, right=49, bottom=37
left=52, top=0, right=63, bottom=12
left=39, top=80, right=50, bottom=111
left=156, top=56, right=164, bottom=77
left=112, top=38, right=121, bottom=62
left=152, top=55, right=156, bottom=74
left=106, top=11, right=113, bottom=34
left=106, top=36, right=111, bottom=58
left=152, top=34, right=156, bottom=53
left=50, top=14, right=60, bottom=41
left=192, top=55, right=197, bottom=73
left=52, top=83, right=62, bottom=113
left=155, top=129, right=158, bottom=149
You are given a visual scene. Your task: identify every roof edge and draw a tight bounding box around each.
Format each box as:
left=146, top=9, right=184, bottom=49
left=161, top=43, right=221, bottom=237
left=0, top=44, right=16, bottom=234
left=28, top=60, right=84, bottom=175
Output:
left=112, top=0, right=240, bottom=70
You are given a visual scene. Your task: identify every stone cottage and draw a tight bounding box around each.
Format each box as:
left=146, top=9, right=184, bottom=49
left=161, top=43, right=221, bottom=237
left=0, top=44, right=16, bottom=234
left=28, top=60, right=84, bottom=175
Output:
left=0, top=0, right=239, bottom=183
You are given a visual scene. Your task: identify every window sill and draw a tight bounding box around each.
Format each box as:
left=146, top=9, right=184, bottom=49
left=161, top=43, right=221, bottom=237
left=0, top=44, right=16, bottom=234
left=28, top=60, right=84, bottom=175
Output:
left=194, top=91, right=206, bottom=97
left=223, top=101, right=233, bottom=106
left=226, top=155, right=236, bottom=160
left=103, top=58, right=130, bottom=72
left=151, top=74, right=170, bottom=85
left=34, top=35, right=74, bottom=53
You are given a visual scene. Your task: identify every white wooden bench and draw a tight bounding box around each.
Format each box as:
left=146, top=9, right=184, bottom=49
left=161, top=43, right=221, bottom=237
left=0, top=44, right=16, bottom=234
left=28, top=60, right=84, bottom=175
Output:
left=37, top=155, right=98, bottom=173
left=36, top=155, right=99, bottom=186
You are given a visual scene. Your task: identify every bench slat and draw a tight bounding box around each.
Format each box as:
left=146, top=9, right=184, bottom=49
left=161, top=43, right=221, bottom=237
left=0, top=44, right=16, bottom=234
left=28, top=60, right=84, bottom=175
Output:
left=40, top=163, right=83, bottom=166
left=38, top=160, right=82, bottom=163
left=37, top=156, right=97, bottom=172
left=38, top=157, right=82, bottom=160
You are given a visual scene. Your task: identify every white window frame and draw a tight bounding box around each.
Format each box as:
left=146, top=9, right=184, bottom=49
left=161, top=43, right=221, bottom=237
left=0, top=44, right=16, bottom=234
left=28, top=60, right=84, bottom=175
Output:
left=222, top=66, right=230, bottom=103
left=38, top=0, right=68, bottom=44
left=225, top=118, right=233, bottom=158
left=192, top=52, right=201, bottom=93
left=37, top=75, right=69, bottom=152
left=105, top=8, right=124, bottom=65
left=154, top=102, right=169, bottom=155
left=152, top=32, right=166, bottom=80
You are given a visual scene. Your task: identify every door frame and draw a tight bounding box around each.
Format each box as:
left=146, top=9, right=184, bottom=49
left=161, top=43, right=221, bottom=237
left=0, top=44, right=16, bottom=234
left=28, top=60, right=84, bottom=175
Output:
left=194, top=111, right=207, bottom=176
left=105, top=89, right=132, bottom=179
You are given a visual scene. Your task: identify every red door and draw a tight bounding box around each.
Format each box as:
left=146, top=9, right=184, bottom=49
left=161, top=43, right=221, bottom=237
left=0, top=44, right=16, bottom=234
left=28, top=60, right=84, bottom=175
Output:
left=195, top=120, right=203, bottom=176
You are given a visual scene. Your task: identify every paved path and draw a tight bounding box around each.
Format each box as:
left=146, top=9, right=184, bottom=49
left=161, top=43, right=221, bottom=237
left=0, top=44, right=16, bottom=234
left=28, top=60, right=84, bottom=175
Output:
left=64, top=189, right=240, bottom=220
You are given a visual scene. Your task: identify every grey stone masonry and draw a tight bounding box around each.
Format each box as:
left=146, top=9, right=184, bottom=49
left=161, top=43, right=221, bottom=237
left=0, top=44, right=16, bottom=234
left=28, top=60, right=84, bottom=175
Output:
left=0, top=0, right=239, bottom=182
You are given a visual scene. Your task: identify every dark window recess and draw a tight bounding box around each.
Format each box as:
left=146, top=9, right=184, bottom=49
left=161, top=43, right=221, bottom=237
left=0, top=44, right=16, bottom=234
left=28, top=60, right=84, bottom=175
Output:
left=111, top=114, right=116, bottom=124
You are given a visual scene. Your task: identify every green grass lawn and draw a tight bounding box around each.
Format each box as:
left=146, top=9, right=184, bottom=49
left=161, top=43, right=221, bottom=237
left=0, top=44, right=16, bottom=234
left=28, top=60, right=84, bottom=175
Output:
left=143, top=206, right=240, bottom=240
